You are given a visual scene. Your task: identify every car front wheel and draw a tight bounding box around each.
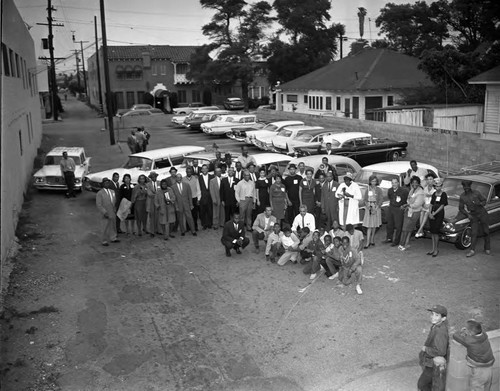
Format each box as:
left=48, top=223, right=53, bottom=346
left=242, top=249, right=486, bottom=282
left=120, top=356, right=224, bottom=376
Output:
left=387, top=151, right=400, bottom=161
left=455, top=226, right=472, bottom=249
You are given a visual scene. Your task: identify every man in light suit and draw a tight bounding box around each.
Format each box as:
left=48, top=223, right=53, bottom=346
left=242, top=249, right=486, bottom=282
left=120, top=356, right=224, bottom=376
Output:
left=146, top=171, right=160, bottom=237
left=251, top=206, right=277, bottom=253
left=96, top=178, right=120, bottom=246
left=220, top=167, right=239, bottom=222
left=171, top=173, right=197, bottom=236
left=209, top=167, right=225, bottom=230
left=198, top=164, right=213, bottom=229
left=321, top=171, right=340, bottom=230
left=109, top=172, right=123, bottom=233
left=221, top=213, right=250, bottom=257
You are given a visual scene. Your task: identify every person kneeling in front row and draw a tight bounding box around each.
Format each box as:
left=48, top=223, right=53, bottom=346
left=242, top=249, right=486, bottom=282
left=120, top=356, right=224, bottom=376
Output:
left=277, top=227, right=300, bottom=266
left=252, top=206, right=277, bottom=253
left=334, top=236, right=363, bottom=295
left=265, top=223, right=284, bottom=263
left=221, top=213, right=250, bottom=257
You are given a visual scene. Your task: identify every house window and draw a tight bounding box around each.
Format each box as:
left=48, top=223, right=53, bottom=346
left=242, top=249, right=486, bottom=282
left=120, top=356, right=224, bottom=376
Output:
left=304, top=95, right=308, bottom=104
left=125, top=66, right=133, bottom=80
left=192, top=90, right=201, bottom=102
left=115, top=91, right=125, bottom=109
left=176, top=63, right=189, bottom=74
left=2, top=43, right=10, bottom=76
left=287, top=94, right=298, bottom=103
left=178, top=90, right=187, bottom=103
left=160, top=64, right=167, bottom=75
left=326, top=96, right=332, bottom=110
left=15, top=53, right=20, bottom=78
left=387, top=95, right=394, bottom=106
left=116, top=65, right=124, bottom=80
left=336, top=96, right=341, bottom=110
left=19, top=130, right=23, bottom=156
left=151, top=64, right=157, bottom=76
left=133, top=66, right=142, bottom=80
left=309, top=95, right=323, bottom=110
left=9, top=49, right=16, bottom=77
left=126, top=91, right=135, bottom=107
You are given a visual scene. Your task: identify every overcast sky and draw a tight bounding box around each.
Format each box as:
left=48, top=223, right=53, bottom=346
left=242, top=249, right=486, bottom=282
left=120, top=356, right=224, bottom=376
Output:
left=14, top=0, right=416, bottom=73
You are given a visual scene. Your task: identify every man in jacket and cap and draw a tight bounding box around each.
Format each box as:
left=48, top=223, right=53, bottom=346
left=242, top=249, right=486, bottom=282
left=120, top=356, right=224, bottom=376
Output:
left=418, top=304, right=449, bottom=391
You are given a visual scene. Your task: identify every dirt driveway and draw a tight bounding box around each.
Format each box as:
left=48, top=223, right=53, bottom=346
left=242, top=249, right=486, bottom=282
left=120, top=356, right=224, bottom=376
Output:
left=1, top=98, right=499, bottom=391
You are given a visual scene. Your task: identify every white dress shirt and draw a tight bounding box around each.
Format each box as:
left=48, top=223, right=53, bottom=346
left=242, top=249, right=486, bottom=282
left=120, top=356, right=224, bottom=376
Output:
left=292, top=212, right=316, bottom=232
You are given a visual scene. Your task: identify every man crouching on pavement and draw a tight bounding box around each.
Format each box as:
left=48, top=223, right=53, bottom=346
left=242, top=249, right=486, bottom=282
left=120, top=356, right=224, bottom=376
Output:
left=418, top=305, right=449, bottom=391
left=221, top=213, right=250, bottom=257
left=334, top=236, right=363, bottom=295
left=252, top=206, right=277, bottom=253
left=265, top=223, right=283, bottom=263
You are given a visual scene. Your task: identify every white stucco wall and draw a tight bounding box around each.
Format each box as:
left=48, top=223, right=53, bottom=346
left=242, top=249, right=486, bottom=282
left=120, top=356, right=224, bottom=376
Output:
left=1, top=0, right=43, bottom=267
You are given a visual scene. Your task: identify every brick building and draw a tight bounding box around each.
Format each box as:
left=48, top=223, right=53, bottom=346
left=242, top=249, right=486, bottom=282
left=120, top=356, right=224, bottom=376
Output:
left=1, top=0, right=43, bottom=274
left=87, top=45, right=203, bottom=113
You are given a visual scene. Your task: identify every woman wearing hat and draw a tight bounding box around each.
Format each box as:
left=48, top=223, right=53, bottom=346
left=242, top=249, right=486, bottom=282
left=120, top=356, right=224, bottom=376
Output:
left=335, top=172, right=362, bottom=228
left=131, top=174, right=148, bottom=236
left=427, top=178, right=447, bottom=257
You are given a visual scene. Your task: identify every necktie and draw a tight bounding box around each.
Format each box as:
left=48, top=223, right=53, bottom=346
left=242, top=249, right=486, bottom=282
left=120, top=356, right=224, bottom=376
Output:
left=329, top=182, right=332, bottom=191
left=302, top=216, right=305, bottom=227
left=234, top=223, right=238, bottom=230
left=179, top=184, right=182, bottom=193
left=153, top=182, right=156, bottom=191
left=229, top=178, right=233, bottom=187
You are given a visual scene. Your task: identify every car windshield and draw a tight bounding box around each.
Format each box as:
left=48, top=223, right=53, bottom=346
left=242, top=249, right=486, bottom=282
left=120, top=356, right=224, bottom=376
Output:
left=262, top=124, right=278, bottom=131
left=355, top=170, right=399, bottom=189
left=442, top=178, right=491, bottom=202
left=45, top=155, right=81, bottom=165
left=278, top=129, right=293, bottom=137
left=123, top=156, right=152, bottom=170
left=295, top=133, right=313, bottom=142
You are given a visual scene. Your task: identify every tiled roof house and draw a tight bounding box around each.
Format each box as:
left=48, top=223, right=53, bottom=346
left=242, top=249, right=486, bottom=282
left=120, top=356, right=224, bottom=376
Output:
left=276, top=49, right=434, bottom=120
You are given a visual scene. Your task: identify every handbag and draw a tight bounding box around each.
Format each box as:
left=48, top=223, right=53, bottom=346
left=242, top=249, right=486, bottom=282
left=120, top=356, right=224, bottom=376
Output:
left=117, top=198, right=132, bottom=221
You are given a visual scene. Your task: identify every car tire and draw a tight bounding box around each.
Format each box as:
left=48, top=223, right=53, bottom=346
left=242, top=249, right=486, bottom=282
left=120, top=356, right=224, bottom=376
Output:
left=179, top=111, right=186, bottom=115
left=387, top=151, right=400, bottom=161
left=455, top=226, right=472, bottom=249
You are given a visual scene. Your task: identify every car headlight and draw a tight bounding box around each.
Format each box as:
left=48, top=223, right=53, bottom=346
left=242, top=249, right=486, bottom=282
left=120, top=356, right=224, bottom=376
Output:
left=35, top=177, right=45, bottom=183
left=442, top=222, right=456, bottom=232
left=74, top=178, right=81, bottom=184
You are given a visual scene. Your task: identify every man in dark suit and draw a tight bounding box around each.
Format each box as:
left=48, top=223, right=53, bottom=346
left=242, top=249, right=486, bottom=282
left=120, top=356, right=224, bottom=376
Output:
left=191, top=159, right=202, bottom=176
left=171, top=173, right=197, bottom=236
left=321, top=171, right=340, bottom=230
left=109, top=172, right=123, bottom=233
left=198, top=164, right=213, bottom=229
left=220, top=167, right=239, bottom=222
left=315, top=172, right=327, bottom=228
left=221, top=213, right=250, bottom=257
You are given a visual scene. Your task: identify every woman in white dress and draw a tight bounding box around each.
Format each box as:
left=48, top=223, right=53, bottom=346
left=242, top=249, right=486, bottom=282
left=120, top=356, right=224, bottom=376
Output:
left=335, top=172, right=362, bottom=229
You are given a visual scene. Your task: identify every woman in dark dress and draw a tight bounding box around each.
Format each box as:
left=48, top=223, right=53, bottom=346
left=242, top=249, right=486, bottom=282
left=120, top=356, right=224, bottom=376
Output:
left=119, top=174, right=134, bottom=235
left=131, top=174, right=148, bottom=236
left=299, top=168, right=316, bottom=214
left=269, top=175, right=287, bottom=226
left=428, top=178, right=448, bottom=257
left=255, top=168, right=270, bottom=214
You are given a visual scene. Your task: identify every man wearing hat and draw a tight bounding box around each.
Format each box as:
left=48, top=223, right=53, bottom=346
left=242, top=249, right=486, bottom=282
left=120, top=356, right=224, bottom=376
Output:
left=418, top=305, right=449, bottom=391
left=335, top=172, right=362, bottom=229
left=459, top=180, right=491, bottom=257
left=96, top=178, right=120, bottom=246
left=146, top=172, right=160, bottom=237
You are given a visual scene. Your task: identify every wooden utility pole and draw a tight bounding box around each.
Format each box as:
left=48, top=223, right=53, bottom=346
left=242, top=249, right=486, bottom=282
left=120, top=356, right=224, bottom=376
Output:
left=94, top=16, right=103, bottom=112
left=73, top=49, right=81, bottom=90
left=72, top=32, right=89, bottom=98
left=100, top=0, right=115, bottom=145
left=47, top=0, right=59, bottom=120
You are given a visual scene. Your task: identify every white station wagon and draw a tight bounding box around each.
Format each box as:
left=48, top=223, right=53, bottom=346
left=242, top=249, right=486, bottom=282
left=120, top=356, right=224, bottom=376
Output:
left=33, top=147, right=91, bottom=191
left=201, top=114, right=258, bottom=136
left=83, top=145, right=205, bottom=192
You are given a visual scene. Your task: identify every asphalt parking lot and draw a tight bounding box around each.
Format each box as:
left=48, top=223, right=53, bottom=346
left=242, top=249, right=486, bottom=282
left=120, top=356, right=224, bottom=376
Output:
left=1, top=98, right=499, bottom=391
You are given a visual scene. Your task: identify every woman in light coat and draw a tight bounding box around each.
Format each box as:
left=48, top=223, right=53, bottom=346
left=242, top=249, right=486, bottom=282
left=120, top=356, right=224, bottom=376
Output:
left=335, top=172, right=362, bottom=228
left=399, top=176, right=425, bottom=251
left=154, top=179, right=176, bottom=240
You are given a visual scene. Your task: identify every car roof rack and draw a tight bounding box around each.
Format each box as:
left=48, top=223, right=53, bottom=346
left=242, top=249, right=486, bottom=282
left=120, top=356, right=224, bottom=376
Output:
left=460, top=161, right=500, bottom=174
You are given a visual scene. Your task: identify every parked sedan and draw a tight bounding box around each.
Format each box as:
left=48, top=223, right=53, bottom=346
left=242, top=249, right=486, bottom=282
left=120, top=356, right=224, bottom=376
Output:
left=283, top=155, right=362, bottom=179
left=33, top=147, right=91, bottom=191
left=201, top=114, right=258, bottom=136
left=272, top=125, right=325, bottom=153
left=131, top=104, right=154, bottom=110
left=294, top=132, right=408, bottom=165
left=172, top=104, right=219, bottom=115
left=223, top=97, right=244, bottom=110
left=227, top=120, right=304, bottom=143
left=424, top=165, right=500, bottom=249
left=183, top=110, right=230, bottom=130
left=119, top=108, right=164, bottom=117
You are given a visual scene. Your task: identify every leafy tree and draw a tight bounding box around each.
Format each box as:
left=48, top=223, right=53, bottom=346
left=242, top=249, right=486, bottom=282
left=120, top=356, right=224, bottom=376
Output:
left=187, top=0, right=273, bottom=111
left=375, top=1, right=449, bottom=56
left=265, top=0, right=344, bottom=85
